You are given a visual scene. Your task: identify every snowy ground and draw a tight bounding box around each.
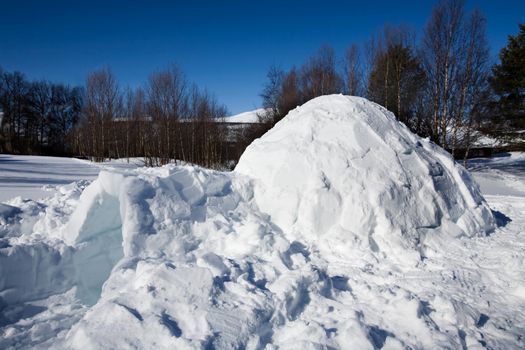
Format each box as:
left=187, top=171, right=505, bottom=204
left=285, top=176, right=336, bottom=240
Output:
left=468, top=152, right=525, bottom=197
left=0, top=96, right=524, bottom=349
left=0, top=155, right=143, bottom=202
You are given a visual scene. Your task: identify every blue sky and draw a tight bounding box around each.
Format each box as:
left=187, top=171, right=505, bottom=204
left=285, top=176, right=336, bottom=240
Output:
left=1, top=0, right=523, bottom=114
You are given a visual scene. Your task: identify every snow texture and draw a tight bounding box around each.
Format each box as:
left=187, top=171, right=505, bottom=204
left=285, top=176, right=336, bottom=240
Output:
left=1, top=95, right=523, bottom=349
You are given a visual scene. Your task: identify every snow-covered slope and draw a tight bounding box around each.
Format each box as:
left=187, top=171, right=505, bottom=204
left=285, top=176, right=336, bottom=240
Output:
left=223, top=108, right=266, bottom=123
left=1, top=95, right=524, bottom=349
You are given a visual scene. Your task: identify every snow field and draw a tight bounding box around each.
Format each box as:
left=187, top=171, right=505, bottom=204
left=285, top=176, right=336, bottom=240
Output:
left=0, top=95, right=523, bottom=349
left=0, top=154, right=143, bottom=202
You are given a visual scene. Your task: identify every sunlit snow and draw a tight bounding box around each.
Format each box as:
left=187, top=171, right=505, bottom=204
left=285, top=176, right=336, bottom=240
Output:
left=1, top=95, right=524, bottom=349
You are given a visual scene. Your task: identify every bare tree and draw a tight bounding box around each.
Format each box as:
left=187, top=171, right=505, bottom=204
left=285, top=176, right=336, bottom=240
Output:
left=343, top=43, right=363, bottom=96
left=0, top=71, right=29, bottom=153
left=257, top=45, right=345, bottom=141
left=50, top=85, right=82, bottom=154
left=260, top=65, right=284, bottom=121
left=146, top=65, right=187, bottom=165
left=260, top=65, right=301, bottom=126
left=279, top=68, right=301, bottom=118
left=83, top=67, right=120, bottom=160
left=420, top=0, right=490, bottom=155
left=26, top=81, right=51, bottom=150
left=453, top=9, right=490, bottom=160
left=367, top=25, right=425, bottom=127
left=420, top=0, right=465, bottom=146
left=301, top=45, right=343, bottom=101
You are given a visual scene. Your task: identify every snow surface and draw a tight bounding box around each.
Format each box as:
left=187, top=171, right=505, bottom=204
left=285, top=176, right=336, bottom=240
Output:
left=468, top=152, right=525, bottom=197
left=223, top=109, right=266, bottom=123
left=0, top=155, right=143, bottom=202
left=445, top=126, right=505, bottom=148
left=0, top=95, right=523, bottom=349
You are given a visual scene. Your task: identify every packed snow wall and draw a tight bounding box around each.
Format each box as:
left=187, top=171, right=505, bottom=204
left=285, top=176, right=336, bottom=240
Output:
left=0, top=95, right=500, bottom=349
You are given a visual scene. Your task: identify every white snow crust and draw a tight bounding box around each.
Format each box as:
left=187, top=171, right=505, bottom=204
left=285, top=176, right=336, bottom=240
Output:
left=2, top=95, right=523, bottom=349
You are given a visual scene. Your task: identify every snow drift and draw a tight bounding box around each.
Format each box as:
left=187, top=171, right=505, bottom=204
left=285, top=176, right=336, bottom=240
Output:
left=1, top=95, right=509, bottom=349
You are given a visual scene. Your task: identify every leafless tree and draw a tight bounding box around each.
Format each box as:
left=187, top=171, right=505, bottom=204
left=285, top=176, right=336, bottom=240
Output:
left=260, top=65, right=284, bottom=122
left=343, top=43, right=363, bottom=96
left=82, top=67, right=121, bottom=160
left=0, top=71, right=28, bottom=152
left=301, top=45, right=343, bottom=101
left=420, top=0, right=465, bottom=146
left=146, top=65, right=187, bottom=165
left=367, top=25, right=425, bottom=127
left=420, top=0, right=490, bottom=154
left=452, top=9, right=490, bottom=160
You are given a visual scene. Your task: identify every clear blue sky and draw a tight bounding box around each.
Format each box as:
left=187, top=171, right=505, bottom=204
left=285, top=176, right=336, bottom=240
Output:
left=1, top=0, right=523, bottom=114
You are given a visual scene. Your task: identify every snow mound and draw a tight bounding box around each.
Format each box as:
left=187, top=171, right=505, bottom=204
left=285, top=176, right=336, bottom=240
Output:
left=236, top=95, right=494, bottom=261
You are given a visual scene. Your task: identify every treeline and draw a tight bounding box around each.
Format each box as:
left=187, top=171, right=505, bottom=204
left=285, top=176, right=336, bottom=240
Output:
left=0, top=66, right=231, bottom=168
left=259, top=0, right=524, bottom=160
left=71, top=66, right=229, bottom=168
left=1, top=0, right=523, bottom=168
left=0, top=69, right=82, bottom=155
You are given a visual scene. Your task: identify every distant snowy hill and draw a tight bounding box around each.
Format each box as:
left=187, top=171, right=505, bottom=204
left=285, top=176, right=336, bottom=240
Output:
left=1, top=96, right=524, bottom=349
left=222, top=108, right=266, bottom=123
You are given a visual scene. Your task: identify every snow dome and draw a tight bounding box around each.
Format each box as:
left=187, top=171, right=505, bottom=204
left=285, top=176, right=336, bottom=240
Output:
left=236, top=95, right=494, bottom=259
